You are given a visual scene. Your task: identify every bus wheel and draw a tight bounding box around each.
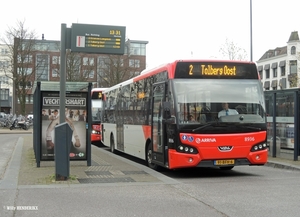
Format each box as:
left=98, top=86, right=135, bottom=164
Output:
left=146, top=143, right=158, bottom=170
left=110, top=134, right=116, bottom=153
left=220, top=166, right=234, bottom=170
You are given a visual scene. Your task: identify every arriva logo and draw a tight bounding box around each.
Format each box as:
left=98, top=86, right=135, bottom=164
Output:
left=200, top=138, right=216, bottom=142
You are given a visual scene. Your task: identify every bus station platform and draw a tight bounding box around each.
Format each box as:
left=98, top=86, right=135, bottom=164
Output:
left=0, top=128, right=176, bottom=187
left=1, top=129, right=300, bottom=216
left=0, top=128, right=299, bottom=187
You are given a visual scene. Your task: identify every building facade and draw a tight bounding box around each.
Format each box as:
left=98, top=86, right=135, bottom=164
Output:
left=257, top=31, right=300, bottom=91
left=0, top=44, right=13, bottom=114
left=257, top=31, right=300, bottom=160
left=13, top=38, right=148, bottom=115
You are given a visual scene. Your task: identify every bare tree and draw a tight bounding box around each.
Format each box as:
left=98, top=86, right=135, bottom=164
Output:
left=0, top=20, right=38, bottom=115
left=97, top=54, right=138, bottom=87
left=219, top=38, right=248, bottom=60
left=52, top=48, right=96, bottom=82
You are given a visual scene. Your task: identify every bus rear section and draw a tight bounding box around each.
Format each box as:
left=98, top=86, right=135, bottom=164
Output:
left=91, top=121, right=102, bottom=143
left=91, top=88, right=106, bottom=144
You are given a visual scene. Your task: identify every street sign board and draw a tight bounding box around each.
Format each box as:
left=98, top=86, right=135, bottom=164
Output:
left=71, top=23, right=126, bottom=55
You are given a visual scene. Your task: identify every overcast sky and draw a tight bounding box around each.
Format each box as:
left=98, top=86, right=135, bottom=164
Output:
left=1, top=0, right=299, bottom=68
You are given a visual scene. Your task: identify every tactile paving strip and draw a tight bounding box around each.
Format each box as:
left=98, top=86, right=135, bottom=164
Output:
left=77, top=168, right=147, bottom=183
left=78, top=177, right=135, bottom=183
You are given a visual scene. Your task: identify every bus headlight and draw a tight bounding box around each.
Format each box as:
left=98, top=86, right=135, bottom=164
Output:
left=251, top=143, right=268, bottom=152
left=177, top=145, right=198, bottom=154
left=91, top=130, right=100, bottom=134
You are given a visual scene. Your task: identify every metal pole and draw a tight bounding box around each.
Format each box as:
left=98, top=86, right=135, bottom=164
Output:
left=250, top=0, right=253, bottom=62
left=0, top=81, right=2, bottom=113
left=60, top=24, right=66, bottom=123
left=294, top=90, right=299, bottom=160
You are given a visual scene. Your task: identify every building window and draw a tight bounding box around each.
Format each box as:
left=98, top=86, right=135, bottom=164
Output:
left=17, top=54, right=32, bottom=63
left=19, top=81, right=32, bottom=89
left=126, top=43, right=147, bottom=56
left=291, top=46, right=296, bottom=55
left=259, top=71, right=263, bottom=79
left=0, top=89, right=4, bottom=100
left=83, top=57, right=94, bottom=66
left=273, top=68, right=277, bottom=77
left=1, top=48, right=8, bottom=55
left=17, top=67, right=32, bottom=75
left=52, top=56, right=60, bottom=64
left=36, top=54, right=49, bottom=81
left=290, top=60, right=297, bottom=74
left=83, top=70, right=94, bottom=78
left=89, top=70, right=95, bottom=78
left=0, top=89, right=9, bottom=101
left=281, top=66, right=286, bottom=76
left=0, top=76, right=9, bottom=85
left=112, top=58, right=123, bottom=67
left=0, top=60, right=9, bottom=68
left=52, top=69, right=59, bottom=77
left=98, top=56, right=110, bottom=67
left=129, top=71, right=140, bottom=77
left=265, top=69, right=270, bottom=79
left=129, top=59, right=140, bottom=68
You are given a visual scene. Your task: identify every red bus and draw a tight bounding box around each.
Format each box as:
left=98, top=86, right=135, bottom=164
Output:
left=91, top=88, right=107, bottom=144
left=101, top=60, right=268, bottom=170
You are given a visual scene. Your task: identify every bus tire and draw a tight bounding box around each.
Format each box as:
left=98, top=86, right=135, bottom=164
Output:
left=110, top=134, right=116, bottom=153
left=220, top=166, right=234, bottom=170
left=146, top=142, right=159, bottom=171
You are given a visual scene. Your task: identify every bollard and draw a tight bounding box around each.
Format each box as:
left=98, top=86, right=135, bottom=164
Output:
left=54, top=122, right=73, bottom=181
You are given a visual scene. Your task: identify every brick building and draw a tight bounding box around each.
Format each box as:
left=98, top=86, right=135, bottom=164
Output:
left=13, top=38, right=148, bottom=115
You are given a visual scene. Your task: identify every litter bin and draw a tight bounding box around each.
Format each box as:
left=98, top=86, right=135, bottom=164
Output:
left=268, top=136, right=280, bottom=157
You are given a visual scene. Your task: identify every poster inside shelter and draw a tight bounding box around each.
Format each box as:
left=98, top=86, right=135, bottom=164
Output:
left=41, top=91, right=88, bottom=160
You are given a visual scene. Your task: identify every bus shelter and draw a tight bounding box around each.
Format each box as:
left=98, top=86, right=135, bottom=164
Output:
left=264, top=88, right=300, bottom=160
left=32, top=81, right=92, bottom=167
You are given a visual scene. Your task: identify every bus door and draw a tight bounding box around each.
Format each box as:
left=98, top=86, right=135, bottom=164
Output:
left=116, top=95, right=124, bottom=151
left=151, top=82, right=168, bottom=167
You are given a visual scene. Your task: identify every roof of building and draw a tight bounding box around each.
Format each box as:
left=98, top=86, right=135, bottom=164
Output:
left=258, top=46, right=287, bottom=61
left=288, top=31, right=300, bottom=42
left=258, top=31, right=299, bottom=61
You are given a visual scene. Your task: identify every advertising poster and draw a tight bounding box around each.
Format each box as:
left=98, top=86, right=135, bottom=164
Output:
left=41, top=91, right=88, bottom=160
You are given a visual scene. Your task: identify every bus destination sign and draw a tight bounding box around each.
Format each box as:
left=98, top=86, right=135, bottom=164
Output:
left=175, top=62, right=258, bottom=79
left=189, top=64, right=237, bottom=76
left=71, top=23, right=126, bottom=55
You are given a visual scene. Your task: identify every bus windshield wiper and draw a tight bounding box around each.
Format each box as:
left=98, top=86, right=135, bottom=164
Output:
left=192, top=121, right=218, bottom=132
left=240, top=125, right=261, bottom=131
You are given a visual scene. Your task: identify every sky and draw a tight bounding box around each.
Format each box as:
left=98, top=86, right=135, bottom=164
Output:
left=0, top=0, right=299, bottom=68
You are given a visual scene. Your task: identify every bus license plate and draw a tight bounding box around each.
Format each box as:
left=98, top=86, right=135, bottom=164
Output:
left=214, top=159, right=235, bottom=165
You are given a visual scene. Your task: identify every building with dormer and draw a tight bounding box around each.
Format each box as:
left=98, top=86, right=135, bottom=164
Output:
left=257, top=31, right=300, bottom=90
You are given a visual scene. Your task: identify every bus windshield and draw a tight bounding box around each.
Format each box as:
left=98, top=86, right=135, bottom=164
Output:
left=173, top=79, right=266, bottom=124
left=91, top=100, right=103, bottom=122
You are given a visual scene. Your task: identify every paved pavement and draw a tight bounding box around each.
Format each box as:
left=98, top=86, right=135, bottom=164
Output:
left=0, top=128, right=300, bottom=216
left=0, top=127, right=299, bottom=186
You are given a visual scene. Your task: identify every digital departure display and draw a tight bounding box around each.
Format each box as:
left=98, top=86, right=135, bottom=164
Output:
left=175, top=62, right=258, bottom=79
left=71, top=23, right=126, bottom=55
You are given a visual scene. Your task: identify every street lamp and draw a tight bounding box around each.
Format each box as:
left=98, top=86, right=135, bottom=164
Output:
left=250, top=0, right=253, bottom=61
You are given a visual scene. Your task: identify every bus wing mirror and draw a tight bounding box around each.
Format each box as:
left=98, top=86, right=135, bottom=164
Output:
left=162, top=102, right=171, bottom=119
